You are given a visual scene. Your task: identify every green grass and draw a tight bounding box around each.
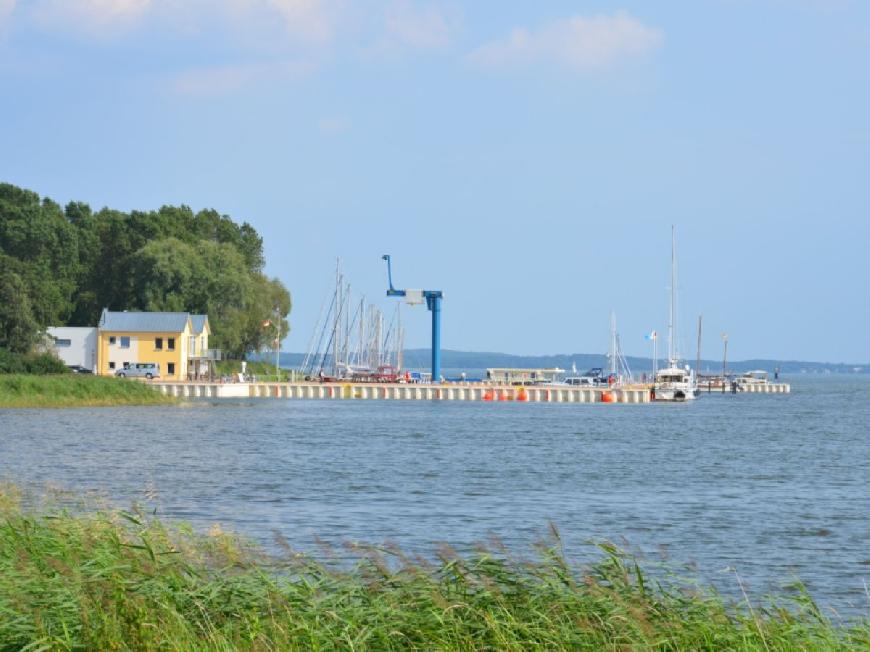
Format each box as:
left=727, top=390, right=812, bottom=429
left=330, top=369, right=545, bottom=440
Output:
left=0, top=374, right=176, bottom=408
left=215, top=359, right=297, bottom=383
left=0, top=488, right=866, bottom=651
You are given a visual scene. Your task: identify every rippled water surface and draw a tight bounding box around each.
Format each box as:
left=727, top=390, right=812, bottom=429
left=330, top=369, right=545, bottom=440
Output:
left=1, top=375, right=868, bottom=615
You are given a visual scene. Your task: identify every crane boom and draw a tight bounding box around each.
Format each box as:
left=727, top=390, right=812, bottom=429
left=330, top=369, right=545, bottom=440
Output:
left=382, top=255, right=443, bottom=382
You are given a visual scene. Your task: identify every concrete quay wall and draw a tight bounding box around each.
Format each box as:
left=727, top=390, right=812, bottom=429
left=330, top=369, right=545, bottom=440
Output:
left=153, top=382, right=652, bottom=403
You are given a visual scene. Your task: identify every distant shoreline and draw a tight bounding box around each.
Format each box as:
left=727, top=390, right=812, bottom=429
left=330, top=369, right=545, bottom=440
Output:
left=269, top=350, right=868, bottom=375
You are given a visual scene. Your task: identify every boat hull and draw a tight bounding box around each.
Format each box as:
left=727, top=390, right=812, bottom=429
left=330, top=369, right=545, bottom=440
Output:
left=652, top=386, right=699, bottom=402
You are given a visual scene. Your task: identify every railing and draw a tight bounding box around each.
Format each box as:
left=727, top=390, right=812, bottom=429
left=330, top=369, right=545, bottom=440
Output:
left=188, top=349, right=222, bottom=361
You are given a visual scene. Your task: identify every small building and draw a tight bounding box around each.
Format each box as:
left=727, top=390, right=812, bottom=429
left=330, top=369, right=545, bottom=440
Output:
left=485, top=367, right=566, bottom=386
left=47, top=327, right=98, bottom=371
left=97, top=310, right=219, bottom=380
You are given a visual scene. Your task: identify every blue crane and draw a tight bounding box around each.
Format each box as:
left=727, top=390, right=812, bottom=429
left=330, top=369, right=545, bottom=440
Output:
left=382, top=255, right=443, bottom=383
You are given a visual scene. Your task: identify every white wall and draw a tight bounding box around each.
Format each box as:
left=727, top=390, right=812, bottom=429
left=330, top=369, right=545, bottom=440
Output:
left=47, top=327, right=97, bottom=370
left=106, top=335, right=139, bottom=372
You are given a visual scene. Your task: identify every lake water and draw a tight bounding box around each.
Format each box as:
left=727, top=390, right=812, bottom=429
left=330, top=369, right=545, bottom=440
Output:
left=1, top=375, right=868, bottom=617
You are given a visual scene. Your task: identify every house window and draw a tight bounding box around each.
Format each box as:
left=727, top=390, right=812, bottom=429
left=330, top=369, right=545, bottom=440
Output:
left=167, top=338, right=175, bottom=351
left=120, top=336, right=130, bottom=348
left=189, top=336, right=196, bottom=355
left=155, top=337, right=163, bottom=350
left=167, top=362, right=175, bottom=375
left=109, top=362, right=116, bottom=370
left=109, top=336, right=116, bottom=345
left=54, top=339, right=72, bottom=347
left=123, top=361, right=130, bottom=369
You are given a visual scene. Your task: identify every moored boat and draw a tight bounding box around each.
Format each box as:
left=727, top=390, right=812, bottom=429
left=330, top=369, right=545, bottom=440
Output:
left=654, top=365, right=699, bottom=401
left=653, top=227, right=699, bottom=402
left=735, top=370, right=769, bottom=390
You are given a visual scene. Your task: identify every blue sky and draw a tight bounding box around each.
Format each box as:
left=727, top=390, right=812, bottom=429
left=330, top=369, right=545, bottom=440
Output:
left=1, top=1, right=868, bottom=362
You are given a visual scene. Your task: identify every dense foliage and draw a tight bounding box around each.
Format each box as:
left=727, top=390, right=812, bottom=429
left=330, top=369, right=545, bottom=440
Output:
left=0, top=349, right=69, bottom=375
left=0, top=492, right=866, bottom=651
left=0, top=182, right=290, bottom=358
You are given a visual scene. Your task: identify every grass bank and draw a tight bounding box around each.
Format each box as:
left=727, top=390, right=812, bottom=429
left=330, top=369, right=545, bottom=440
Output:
left=0, top=374, right=176, bottom=408
left=215, top=359, right=296, bottom=382
left=0, top=490, right=865, bottom=650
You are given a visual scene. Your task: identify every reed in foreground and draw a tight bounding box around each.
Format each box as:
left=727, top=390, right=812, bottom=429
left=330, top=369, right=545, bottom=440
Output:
left=0, top=374, right=176, bottom=408
left=0, top=490, right=866, bottom=651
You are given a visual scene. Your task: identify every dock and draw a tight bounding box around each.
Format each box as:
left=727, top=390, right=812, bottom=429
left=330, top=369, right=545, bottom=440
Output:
left=153, top=382, right=652, bottom=403
left=699, top=382, right=791, bottom=394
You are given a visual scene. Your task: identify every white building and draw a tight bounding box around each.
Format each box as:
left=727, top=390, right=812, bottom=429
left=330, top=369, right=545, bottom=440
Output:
left=47, top=327, right=98, bottom=371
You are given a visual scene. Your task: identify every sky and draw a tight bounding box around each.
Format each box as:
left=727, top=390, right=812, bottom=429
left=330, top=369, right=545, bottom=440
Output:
left=1, top=0, right=868, bottom=363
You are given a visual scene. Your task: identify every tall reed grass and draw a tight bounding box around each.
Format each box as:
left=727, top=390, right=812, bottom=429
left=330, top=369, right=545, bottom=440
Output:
left=0, top=374, right=175, bottom=408
left=0, top=486, right=866, bottom=650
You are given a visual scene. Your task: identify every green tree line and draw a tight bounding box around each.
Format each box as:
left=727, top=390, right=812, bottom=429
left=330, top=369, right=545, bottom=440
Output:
left=0, top=183, right=290, bottom=358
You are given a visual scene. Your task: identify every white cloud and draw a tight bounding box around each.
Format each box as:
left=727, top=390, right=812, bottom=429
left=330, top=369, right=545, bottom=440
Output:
left=33, top=0, right=153, bottom=33
left=223, top=0, right=337, bottom=44
left=383, top=1, right=456, bottom=50
left=469, top=11, right=663, bottom=71
left=169, top=59, right=314, bottom=96
left=28, top=0, right=339, bottom=43
left=0, top=0, right=16, bottom=25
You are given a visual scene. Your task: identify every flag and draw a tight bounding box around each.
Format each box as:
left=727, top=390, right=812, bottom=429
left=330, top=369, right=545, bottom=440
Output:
left=644, top=331, right=657, bottom=341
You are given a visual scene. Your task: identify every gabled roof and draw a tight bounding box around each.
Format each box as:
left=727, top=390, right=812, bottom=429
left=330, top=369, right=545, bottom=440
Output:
left=190, top=314, right=209, bottom=335
left=99, top=309, right=191, bottom=333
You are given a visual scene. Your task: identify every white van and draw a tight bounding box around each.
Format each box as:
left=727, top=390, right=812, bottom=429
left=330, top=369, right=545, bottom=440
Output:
left=115, top=362, right=160, bottom=379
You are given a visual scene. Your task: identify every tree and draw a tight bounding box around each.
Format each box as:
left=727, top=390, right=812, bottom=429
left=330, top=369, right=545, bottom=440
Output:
left=1, top=182, right=291, bottom=359
left=0, top=267, right=40, bottom=353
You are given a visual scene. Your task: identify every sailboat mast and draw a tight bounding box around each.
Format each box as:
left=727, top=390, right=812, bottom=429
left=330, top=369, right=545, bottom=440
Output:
left=669, top=226, right=676, bottom=365
left=332, top=258, right=341, bottom=376
left=609, top=311, right=617, bottom=377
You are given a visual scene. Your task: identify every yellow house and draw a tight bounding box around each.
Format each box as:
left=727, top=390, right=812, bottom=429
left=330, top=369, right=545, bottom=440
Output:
left=97, top=309, right=214, bottom=380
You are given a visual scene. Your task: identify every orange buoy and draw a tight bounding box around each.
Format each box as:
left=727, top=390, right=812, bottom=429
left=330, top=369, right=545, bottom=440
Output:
left=601, top=391, right=616, bottom=403
left=516, top=389, right=528, bottom=402
left=483, top=389, right=494, bottom=401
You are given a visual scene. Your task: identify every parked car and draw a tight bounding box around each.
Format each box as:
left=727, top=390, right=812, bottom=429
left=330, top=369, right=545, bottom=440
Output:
left=67, top=365, right=93, bottom=374
left=115, top=362, right=160, bottom=379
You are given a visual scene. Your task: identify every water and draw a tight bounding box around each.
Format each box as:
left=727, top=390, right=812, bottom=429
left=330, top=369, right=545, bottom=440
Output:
left=1, top=375, right=868, bottom=616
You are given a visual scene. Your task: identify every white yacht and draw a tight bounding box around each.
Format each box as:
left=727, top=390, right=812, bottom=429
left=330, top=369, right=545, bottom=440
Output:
left=654, top=365, right=698, bottom=401
left=653, top=227, right=699, bottom=402
left=735, top=370, right=770, bottom=389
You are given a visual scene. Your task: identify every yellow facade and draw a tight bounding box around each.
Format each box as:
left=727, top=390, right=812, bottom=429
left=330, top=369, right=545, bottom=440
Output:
left=96, top=316, right=210, bottom=380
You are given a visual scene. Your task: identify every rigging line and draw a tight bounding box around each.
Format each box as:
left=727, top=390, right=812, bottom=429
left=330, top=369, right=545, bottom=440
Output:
left=300, top=289, right=330, bottom=374
left=343, top=294, right=364, bottom=367
left=312, top=290, right=337, bottom=375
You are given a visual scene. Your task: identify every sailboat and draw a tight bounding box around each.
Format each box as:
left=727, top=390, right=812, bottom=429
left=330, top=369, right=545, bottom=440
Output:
left=653, top=227, right=699, bottom=402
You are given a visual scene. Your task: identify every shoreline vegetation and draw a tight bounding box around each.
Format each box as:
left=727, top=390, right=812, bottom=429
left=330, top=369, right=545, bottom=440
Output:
left=0, top=375, right=175, bottom=408
left=0, top=489, right=866, bottom=650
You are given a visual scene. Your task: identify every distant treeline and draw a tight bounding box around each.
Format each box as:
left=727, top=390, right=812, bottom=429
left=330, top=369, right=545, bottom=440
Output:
left=0, top=182, right=290, bottom=359
left=274, top=349, right=867, bottom=375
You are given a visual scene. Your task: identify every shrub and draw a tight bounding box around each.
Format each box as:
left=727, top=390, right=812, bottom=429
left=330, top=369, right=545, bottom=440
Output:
left=0, top=348, right=69, bottom=374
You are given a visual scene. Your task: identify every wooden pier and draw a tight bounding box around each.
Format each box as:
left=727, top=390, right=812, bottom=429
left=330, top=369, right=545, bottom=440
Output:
left=153, top=382, right=652, bottom=403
